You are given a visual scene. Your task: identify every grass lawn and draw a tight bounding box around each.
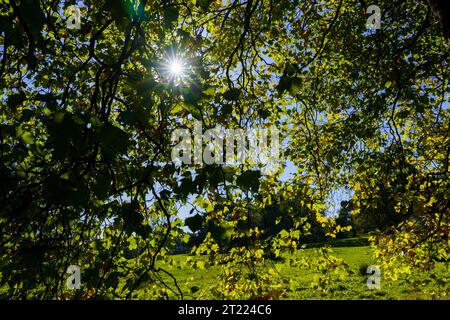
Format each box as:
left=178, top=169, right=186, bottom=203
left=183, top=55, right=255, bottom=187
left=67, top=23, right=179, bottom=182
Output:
left=159, top=238, right=449, bottom=300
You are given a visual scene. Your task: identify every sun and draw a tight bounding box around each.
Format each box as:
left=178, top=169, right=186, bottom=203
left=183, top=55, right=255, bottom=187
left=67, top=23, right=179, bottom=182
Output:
left=161, top=56, right=188, bottom=85
left=159, top=52, right=192, bottom=86
left=169, top=59, right=183, bottom=76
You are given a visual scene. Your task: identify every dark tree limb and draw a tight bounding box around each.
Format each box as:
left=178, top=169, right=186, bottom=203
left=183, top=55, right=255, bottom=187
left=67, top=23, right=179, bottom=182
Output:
left=427, top=0, right=450, bottom=48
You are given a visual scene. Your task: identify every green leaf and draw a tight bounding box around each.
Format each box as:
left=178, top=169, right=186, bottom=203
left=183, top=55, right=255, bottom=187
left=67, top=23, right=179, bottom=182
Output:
left=20, top=132, right=33, bottom=145
left=223, top=88, right=241, bottom=101
left=196, top=0, right=213, bottom=11
left=236, top=170, right=261, bottom=192
left=164, top=6, right=179, bottom=27
left=178, top=173, right=197, bottom=199
left=276, top=75, right=291, bottom=95
left=208, top=221, right=232, bottom=244
left=219, top=103, right=233, bottom=118
left=105, top=1, right=129, bottom=29
left=7, top=92, right=26, bottom=109
left=136, top=78, right=156, bottom=97
left=185, top=214, right=204, bottom=232
left=183, top=84, right=204, bottom=106
left=97, top=123, right=130, bottom=156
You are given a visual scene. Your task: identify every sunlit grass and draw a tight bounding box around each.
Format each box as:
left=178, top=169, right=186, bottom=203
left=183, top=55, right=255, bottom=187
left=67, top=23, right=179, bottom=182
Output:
left=159, top=239, right=449, bottom=300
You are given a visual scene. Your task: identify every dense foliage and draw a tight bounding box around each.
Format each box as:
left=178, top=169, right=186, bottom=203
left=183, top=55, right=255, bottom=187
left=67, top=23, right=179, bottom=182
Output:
left=0, top=0, right=449, bottom=299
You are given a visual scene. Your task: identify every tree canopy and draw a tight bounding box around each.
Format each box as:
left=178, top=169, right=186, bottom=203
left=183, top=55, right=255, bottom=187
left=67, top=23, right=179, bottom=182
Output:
left=0, top=0, right=449, bottom=299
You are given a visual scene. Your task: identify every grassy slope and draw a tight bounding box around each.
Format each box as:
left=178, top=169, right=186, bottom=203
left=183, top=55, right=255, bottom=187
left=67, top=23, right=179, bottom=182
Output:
left=161, top=238, right=449, bottom=300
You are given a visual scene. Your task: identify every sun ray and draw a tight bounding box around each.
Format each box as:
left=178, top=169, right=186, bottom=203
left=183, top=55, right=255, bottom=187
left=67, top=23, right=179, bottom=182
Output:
left=160, top=55, right=189, bottom=86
